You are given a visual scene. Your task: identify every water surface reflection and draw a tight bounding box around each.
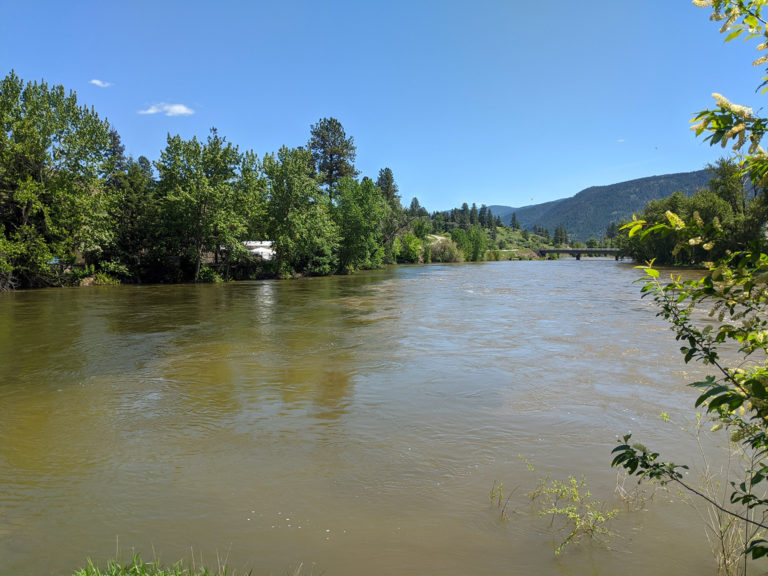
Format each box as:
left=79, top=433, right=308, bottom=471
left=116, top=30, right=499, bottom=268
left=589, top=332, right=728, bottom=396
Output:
left=0, top=261, right=719, bottom=575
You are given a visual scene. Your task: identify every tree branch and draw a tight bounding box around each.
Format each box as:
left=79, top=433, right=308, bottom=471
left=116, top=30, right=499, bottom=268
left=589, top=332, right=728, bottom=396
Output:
left=671, top=475, right=768, bottom=531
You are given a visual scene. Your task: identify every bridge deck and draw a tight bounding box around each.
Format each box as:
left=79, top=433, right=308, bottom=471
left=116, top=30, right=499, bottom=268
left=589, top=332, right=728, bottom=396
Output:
left=537, top=248, right=622, bottom=260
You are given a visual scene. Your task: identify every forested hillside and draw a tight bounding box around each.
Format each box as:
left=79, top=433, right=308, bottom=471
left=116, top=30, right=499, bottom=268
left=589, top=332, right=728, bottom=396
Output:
left=491, top=170, right=711, bottom=241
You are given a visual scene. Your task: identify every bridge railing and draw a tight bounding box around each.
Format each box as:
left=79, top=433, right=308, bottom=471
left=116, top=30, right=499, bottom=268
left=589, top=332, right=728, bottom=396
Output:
left=537, top=248, right=623, bottom=261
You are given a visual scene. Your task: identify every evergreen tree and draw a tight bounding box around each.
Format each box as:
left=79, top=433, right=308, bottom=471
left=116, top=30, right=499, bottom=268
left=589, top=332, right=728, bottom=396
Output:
left=431, top=211, right=446, bottom=233
left=308, top=117, right=357, bottom=195
left=478, top=204, right=488, bottom=227
left=458, top=203, right=470, bottom=230
left=553, top=225, right=568, bottom=246
left=409, top=197, right=423, bottom=216
left=469, top=202, right=479, bottom=226
left=376, top=167, right=399, bottom=206
left=487, top=208, right=497, bottom=241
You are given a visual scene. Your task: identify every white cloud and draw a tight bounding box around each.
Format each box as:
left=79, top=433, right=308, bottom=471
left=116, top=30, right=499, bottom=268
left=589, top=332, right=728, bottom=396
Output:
left=617, top=138, right=625, bottom=143
left=138, top=102, right=195, bottom=116
left=89, top=79, right=112, bottom=88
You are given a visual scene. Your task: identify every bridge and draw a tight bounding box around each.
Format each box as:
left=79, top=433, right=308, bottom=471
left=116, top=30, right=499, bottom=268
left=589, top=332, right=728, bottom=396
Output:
left=537, top=248, right=622, bottom=260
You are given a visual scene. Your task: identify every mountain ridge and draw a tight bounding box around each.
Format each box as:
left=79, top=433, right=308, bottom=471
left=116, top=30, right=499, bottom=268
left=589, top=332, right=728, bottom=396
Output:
left=489, top=169, right=711, bottom=241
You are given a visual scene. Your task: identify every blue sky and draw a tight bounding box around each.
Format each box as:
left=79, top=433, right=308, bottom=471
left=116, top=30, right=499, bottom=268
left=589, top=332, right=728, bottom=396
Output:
left=0, top=1, right=763, bottom=211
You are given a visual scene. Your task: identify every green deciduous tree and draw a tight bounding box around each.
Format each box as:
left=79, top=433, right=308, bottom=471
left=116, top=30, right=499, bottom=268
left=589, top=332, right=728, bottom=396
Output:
left=450, top=228, right=470, bottom=259
left=411, top=217, right=431, bottom=240
left=264, top=146, right=338, bottom=277
left=618, top=167, right=757, bottom=266
left=154, top=129, right=260, bottom=282
left=374, top=168, right=407, bottom=263
left=106, top=155, right=157, bottom=280
left=468, top=224, right=488, bottom=261
left=395, top=232, right=421, bottom=263
left=450, top=225, right=488, bottom=261
left=335, top=176, right=386, bottom=272
left=709, top=157, right=752, bottom=217
left=0, top=71, right=116, bottom=289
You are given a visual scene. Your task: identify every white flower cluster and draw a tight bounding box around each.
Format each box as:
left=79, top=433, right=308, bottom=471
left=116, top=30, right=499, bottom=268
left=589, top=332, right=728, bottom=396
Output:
left=712, top=93, right=754, bottom=120
left=690, top=94, right=763, bottom=152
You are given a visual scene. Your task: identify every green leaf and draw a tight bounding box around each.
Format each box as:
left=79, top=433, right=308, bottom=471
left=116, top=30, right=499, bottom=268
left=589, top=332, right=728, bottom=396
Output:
left=748, top=539, right=768, bottom=559
left=707, top=393, right=744, bottom=412
left=693, top=384, right=730, bottom=408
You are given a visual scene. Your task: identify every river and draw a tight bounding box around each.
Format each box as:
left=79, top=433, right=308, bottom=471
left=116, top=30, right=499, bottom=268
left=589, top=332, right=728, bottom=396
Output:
left=0, top=260, right=725, bottom=575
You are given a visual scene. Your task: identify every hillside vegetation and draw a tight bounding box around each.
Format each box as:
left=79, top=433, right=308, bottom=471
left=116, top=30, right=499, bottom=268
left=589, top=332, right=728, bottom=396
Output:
left=490, top=169, right=711, bottom=241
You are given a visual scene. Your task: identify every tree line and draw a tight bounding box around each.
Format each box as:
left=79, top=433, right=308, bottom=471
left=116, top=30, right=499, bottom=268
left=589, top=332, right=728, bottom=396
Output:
left=0, top=70, right=585, bottom=291
left=0, top=71, right=423, bottom=289
left=617, top=157, right=766, bottom=265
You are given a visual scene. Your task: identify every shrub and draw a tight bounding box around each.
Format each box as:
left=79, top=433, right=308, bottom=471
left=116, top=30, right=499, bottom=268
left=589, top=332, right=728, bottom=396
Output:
left=430, top=239, right=463, bottom=263
left=197, top=266, right=222, bottom=283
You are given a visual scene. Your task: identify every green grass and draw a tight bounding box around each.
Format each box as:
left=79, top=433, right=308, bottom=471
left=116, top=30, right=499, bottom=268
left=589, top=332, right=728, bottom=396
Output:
left=71, top=556, right=250, bottom=576
left=70, top=556, right=317, bottom=576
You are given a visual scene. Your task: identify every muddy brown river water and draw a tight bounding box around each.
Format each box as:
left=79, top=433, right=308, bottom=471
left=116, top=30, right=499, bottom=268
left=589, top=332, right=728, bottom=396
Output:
left=0, top=260, right=724, bottom=575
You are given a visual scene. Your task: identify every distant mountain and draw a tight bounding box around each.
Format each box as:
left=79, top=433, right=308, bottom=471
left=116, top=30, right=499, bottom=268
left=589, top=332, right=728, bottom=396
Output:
left=490, top=169, right=711, bottom=241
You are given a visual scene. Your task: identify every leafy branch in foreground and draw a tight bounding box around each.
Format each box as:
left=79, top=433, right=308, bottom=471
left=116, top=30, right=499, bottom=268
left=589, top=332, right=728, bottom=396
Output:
left=614, top=214, right=768, bottom=564
left=690, top=1, right=768, bottom=188
left=614, top=1, right=768, bottom=569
